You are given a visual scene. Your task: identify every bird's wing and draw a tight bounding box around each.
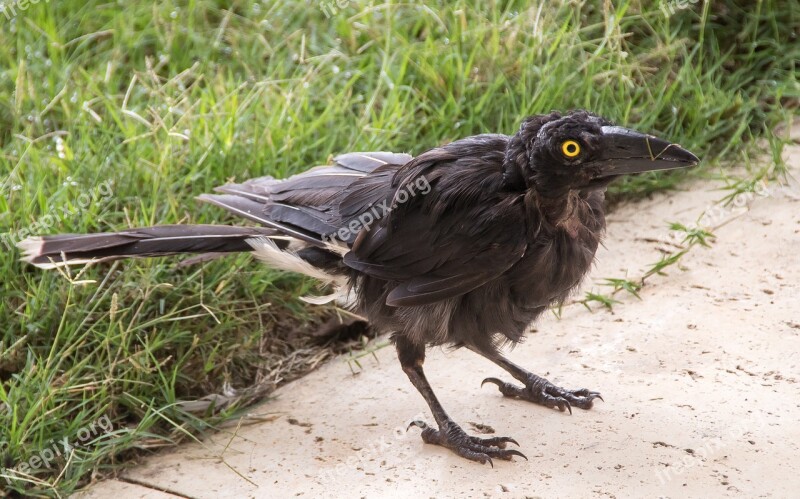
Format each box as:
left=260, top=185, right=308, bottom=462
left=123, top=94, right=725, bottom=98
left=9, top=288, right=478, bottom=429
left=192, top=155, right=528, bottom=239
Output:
left=341, top=140, right=528, bottom=307
left=197, top=152, right=412, bottom=246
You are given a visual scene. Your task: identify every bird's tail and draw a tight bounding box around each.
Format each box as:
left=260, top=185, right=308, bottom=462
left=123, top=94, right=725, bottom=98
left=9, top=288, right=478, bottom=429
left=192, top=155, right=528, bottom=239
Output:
left=17, top=224, right=279, bottom=269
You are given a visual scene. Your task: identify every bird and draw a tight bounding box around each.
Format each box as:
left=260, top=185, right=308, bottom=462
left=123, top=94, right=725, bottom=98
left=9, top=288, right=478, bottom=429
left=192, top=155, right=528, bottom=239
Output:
left=18, top=110, right=699, bottom=465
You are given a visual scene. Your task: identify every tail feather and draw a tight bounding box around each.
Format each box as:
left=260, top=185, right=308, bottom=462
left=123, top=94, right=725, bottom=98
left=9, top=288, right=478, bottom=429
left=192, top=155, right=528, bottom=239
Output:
left=197, top=193, right=328, bottom=247
left=18, top=224, right=279, bottom=269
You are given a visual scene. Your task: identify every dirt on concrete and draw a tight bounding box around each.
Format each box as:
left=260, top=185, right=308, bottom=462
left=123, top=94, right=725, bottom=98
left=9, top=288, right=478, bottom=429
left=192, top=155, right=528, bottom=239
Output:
left=79, top=129, right=800, bottom=499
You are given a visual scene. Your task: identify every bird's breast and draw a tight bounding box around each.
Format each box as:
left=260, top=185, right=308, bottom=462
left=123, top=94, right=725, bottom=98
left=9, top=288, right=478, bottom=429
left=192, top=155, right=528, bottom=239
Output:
left=512, top=200, right=604, bottom=310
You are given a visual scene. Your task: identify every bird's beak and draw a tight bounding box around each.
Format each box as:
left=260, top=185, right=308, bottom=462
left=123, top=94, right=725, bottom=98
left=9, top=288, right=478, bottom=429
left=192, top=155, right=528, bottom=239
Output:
left=591, top=126, right=699, bottom=178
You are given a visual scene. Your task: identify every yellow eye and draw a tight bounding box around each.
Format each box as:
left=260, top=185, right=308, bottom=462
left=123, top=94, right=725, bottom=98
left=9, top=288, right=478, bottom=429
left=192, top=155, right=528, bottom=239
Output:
left=561, top=140, right=581, bottom=158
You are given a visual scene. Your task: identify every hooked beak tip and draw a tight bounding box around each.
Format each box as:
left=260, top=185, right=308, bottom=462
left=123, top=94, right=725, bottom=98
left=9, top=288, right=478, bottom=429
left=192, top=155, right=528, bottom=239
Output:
left=594, top=126, right=700, bottom=177
left=658, top=142, right=700, bottom=166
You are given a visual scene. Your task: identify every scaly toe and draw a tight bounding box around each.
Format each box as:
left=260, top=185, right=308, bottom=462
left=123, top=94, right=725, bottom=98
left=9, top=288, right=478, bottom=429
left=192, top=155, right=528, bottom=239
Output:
left=408, top=421, right=526, bottom=465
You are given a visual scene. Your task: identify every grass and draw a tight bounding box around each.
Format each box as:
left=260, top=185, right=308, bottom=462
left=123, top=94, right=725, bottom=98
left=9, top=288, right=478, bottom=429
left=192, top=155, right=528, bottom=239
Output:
left=577, top=221, right=716, bottom=312
left=0, top=0, right=797, bottom=495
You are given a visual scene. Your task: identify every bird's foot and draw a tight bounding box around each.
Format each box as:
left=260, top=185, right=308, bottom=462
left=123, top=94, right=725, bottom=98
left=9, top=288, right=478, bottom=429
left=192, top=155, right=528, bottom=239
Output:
left=407, top=420, right=526, bottom=466
left=482, top=375, right=602, bottom=414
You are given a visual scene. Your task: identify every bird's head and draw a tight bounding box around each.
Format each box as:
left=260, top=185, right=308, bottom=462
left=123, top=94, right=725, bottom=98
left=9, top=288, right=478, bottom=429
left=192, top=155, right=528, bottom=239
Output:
left=503, top=110, right=699, bottom=196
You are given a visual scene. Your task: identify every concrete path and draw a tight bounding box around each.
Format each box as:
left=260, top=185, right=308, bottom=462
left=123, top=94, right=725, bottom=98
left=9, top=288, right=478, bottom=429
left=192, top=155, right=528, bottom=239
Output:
left=78, top=130, right=800, bottom=499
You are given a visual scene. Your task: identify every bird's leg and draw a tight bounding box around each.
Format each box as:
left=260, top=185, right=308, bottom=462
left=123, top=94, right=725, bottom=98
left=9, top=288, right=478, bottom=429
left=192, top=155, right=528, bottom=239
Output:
left=478, top=351, right=602, bottom=414
left=396, top=337, right=526, bottom=465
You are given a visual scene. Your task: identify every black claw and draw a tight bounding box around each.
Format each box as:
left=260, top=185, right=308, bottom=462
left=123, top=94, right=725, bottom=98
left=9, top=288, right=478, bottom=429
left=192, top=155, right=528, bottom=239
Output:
left=503, top=437, right=520, bottom=447
left=469, top=435, right=519, bottom=449
left=481, top=377, right=502, bottom=388
left=487, top=457, right=494, bottom=468
left=507, top=449, right=528, bottom=461
left=407, top=420, right=428, bottom=432
left=572, top=389, right=604, bottom=403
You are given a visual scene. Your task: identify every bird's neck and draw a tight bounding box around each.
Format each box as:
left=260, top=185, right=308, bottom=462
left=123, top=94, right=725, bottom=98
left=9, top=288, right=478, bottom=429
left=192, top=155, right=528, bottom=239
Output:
left=528, top=190, right=586, bottom=239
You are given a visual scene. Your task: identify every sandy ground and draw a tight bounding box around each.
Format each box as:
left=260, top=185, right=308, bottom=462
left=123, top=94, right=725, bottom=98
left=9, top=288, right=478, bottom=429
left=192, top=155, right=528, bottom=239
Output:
left=79, top=129, right=800, bottom=499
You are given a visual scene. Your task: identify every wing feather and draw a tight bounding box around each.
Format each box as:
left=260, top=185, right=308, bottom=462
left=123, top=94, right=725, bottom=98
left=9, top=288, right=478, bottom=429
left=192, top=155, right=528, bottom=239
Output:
left=341, top=136, right=526, bottom=306
left=202, top=151, right=414, bottom=247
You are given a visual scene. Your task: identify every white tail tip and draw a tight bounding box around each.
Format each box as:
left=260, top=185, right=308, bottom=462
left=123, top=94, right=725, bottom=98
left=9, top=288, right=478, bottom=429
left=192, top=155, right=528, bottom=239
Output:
left=17, top=237, right=44, bottom=264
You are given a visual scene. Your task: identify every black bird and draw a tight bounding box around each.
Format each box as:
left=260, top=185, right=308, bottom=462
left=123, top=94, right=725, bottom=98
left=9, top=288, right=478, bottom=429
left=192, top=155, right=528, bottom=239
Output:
left=19, top=110, right=699, bottom=465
